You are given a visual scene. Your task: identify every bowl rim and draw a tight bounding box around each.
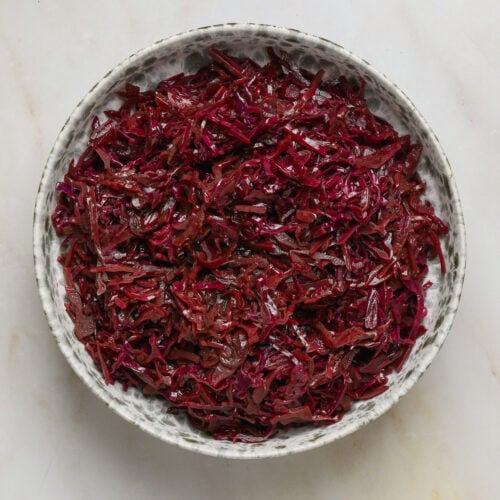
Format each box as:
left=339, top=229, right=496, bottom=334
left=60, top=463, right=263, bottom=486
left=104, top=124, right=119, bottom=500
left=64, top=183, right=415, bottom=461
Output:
left=33, top=22, right=466, bottom=459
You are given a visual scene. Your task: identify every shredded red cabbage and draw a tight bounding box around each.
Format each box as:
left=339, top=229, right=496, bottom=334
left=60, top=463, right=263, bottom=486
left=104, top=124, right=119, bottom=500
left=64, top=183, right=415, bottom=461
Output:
left=52, top=49, right=448, bottom=442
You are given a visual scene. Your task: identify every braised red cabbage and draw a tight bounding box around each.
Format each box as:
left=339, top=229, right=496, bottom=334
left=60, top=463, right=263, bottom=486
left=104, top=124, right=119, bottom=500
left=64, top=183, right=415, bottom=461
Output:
left=52, top=48, right=447, bottom=442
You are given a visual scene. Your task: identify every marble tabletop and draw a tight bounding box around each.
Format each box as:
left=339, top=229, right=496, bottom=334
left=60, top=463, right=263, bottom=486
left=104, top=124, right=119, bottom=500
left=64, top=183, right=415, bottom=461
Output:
left=1, top=1, right=499, bottom=498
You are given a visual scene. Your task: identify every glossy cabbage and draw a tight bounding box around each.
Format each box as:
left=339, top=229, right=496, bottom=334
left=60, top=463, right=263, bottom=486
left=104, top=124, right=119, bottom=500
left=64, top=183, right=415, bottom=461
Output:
left=52, top=49, right=447, bottom=441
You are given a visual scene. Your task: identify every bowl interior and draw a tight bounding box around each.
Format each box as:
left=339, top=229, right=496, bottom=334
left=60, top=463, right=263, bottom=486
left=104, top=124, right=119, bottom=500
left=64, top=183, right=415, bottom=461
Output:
left=34, top=24, right=465, bottom=458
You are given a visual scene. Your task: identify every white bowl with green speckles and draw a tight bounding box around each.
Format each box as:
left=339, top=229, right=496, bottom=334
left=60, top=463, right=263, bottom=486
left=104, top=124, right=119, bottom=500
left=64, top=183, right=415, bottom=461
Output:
left=33, top=23, right=466, bottom=459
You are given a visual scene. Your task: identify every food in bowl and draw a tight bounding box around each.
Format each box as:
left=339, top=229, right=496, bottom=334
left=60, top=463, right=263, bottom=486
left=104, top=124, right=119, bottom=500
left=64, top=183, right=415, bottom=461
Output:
left=51, top=48, right=447, bottom=442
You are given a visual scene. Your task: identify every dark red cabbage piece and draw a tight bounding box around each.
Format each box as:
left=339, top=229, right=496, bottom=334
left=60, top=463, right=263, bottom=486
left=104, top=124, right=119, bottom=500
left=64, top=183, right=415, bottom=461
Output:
left=52, top=48, right=447, bottom=442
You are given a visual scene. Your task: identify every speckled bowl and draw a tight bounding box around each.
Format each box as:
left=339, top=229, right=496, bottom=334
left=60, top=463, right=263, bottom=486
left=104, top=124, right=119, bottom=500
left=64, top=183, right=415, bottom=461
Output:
left=33, top=23, right=466, bottom=459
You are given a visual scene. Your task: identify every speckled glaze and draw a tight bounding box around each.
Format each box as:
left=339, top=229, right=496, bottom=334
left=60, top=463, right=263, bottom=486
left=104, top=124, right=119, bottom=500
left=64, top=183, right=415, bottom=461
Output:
left=33, top=24, right=466, bottom=459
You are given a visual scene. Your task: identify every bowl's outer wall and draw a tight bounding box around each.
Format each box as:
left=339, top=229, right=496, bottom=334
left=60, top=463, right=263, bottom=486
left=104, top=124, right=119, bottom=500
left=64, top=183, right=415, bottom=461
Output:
left=34, top=23, right=466, bottom=459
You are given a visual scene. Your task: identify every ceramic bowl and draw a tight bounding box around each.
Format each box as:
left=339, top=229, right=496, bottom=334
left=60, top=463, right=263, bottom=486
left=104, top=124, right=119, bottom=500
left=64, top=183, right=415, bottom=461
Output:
left=33, top=23, right=466, bottom=459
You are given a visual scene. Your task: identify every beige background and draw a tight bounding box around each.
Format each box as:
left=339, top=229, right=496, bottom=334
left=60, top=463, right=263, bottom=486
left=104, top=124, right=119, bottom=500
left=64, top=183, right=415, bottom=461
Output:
left=0, top=1, right=498, bottom=499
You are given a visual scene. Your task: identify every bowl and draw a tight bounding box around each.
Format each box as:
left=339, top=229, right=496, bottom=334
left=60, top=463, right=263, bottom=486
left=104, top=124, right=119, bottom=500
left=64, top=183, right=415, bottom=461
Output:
left=33, top=23, right=466, bottom=459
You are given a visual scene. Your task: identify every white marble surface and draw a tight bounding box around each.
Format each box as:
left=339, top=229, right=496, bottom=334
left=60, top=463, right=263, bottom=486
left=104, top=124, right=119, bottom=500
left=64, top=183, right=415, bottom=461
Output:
left=0, top=1, right=498, bottom=498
